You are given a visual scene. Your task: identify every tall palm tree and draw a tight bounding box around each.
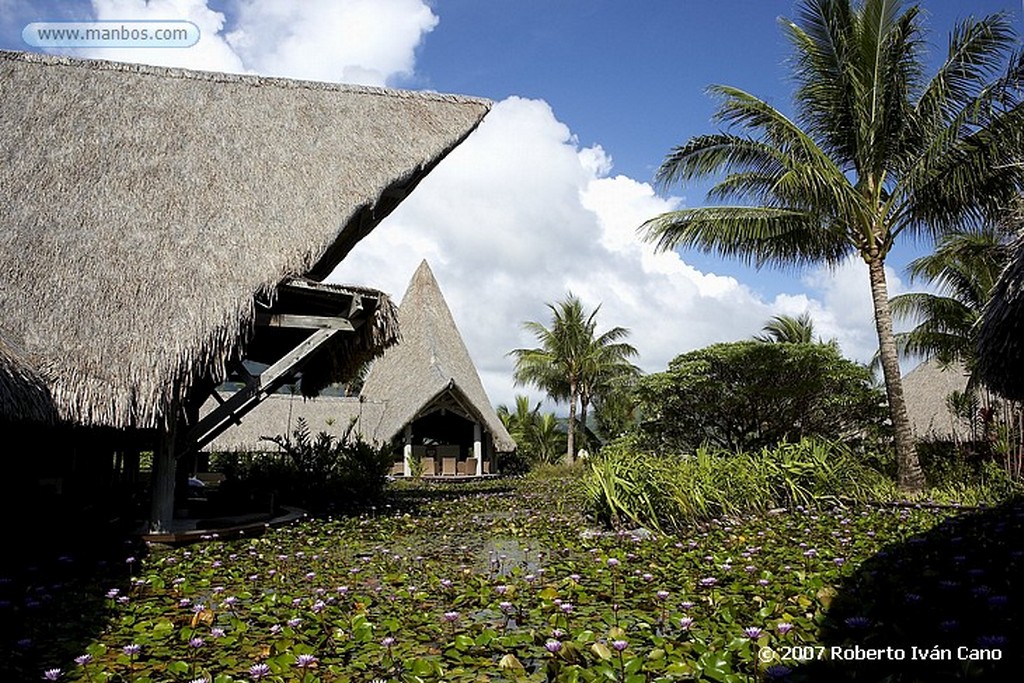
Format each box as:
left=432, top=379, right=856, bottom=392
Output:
left=890, top=225, right=1013, bottom=379
left=755, top=312, right=817, bottom=343
left=510, top=293, right=638, bottom=464
left=639, top=0, right=1024, bottom=492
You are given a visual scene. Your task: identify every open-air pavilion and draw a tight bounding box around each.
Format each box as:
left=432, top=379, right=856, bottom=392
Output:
left=203, top=261, right=516, bottom=477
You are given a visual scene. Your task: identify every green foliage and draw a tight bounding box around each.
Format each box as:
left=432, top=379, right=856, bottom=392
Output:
left=634, top=341, right=889, bottom=454
left=889, top=226, right=1014, bottom=376
left=11, top=468, right=1024, bottom=682
left=639, top=0, right=1024, bottom=491
left=224, top=418, right=394, bottom=512
left=585, top=438, right=890, bottom=530
left=497, top=395, right=567, bottom=470
left=754, top=312, right=817, bottom=344
left=510, top=293, right=639, bottom=462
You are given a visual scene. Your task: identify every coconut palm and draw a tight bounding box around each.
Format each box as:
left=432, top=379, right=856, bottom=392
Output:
left=639, top=0, right=1024, bottom=491
left=510, top=293, right=638, bottom=464
left=890, top=225, right=1013, bottom=378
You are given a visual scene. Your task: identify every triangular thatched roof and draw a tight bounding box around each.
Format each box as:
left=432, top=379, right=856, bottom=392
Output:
left=977, top=234, right=1024, bottom=400
left=360, top=261, right=515, bottom=451
left=0, top=51, right=490, bottom=429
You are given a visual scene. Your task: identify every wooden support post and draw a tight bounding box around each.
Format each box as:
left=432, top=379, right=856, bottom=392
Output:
left=403, top=424, right=413, bottom=477
left=149, top=418, right=178, bottom=533
left=473, top=423, right=483, bottom=477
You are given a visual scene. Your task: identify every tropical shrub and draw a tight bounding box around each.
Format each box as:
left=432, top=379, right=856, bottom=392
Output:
left=498, top=395, right=568, bottom=470
left=634, top=341, right=889, bottom=453
left=221, top=418, right=394, bottom=512
left=585, top=438, right=890, bottom=531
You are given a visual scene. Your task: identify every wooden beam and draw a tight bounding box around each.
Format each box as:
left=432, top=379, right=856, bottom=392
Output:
left=184, top=328, right=341, bottom=453
left=256, top=312, right=355, bottom=331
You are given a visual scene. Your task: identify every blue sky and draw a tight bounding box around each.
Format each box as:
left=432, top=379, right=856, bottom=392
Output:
left=3, top=0, right=1020, bottom=409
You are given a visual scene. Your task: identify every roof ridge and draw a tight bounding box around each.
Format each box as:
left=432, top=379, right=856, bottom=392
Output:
left=0, top=49, right=492, bottom=106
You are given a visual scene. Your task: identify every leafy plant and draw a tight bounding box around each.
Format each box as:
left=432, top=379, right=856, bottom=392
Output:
left=634, top=341, right=889, bottom=454
left=250, top=417, right=394, bottom=512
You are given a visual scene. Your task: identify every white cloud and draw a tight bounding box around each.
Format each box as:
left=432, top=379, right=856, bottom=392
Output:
left=226, top=0, right=437, bottom=86
left=799, top=257, right=910, bottom=364
left=84, top=0, right=245, bottom=72
left=79, top=0, right=437, bottom=84
left=329, top=96, right=848, bottom=410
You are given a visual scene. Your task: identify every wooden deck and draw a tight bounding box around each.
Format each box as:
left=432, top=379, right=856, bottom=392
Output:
left=140, top=505, right=305, bottom=546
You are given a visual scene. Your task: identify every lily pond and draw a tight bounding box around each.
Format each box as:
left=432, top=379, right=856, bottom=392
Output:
left=6, top=473, right=1023, bottom=682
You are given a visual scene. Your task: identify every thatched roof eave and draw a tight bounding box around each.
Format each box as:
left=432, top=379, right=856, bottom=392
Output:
left=0, top=50, right=490, bottom=429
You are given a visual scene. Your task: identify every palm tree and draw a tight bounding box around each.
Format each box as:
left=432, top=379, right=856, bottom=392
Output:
left=755, top=312, right=816, bottom=343
left=890, top=225, right=1013, bottom=379
left=639, top=0, right=1024, bottom=492
left=510, top=293, right=639, bottom=464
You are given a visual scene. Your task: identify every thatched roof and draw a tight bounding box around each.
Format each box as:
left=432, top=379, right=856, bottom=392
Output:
left=0, top=50, right=490, bottom=429
left=977, top=234, right=1024, bottom=400
left=360, top=261, right=516, bottom=451
left=0, top=335, right=55, bottom=424
left=200, top=393, right=385, bottom=452
left=902, top=358, right=970, bottom=440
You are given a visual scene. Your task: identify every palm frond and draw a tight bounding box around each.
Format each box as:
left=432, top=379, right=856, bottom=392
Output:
left=639, top=206, right=851, bottom=269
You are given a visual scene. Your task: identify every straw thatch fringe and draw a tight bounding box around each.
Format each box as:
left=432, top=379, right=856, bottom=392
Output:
left=360, top=261, right=516, bottom=451
left=288, top=283, right=400, bottom=397
left=0, top=50, right=489, bottom=429
left=0, top=336, right=56, bottom=423
left=977, top=235, right=1024, bottom=400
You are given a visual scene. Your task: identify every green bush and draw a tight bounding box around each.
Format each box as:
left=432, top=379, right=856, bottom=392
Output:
left=633, top=341, right=890, bottom=454
left=218, top=418, right=394, bottom=513
left=584, top=438, right=890, bottom=531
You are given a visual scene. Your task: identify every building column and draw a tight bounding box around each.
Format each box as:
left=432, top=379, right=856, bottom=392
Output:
left=473, top=423, right=483, bottom=476
left=403, top=424, right=413, bottom=477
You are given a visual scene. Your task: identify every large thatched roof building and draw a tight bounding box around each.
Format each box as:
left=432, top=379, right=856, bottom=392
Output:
left=206, top=261, right=515, bottom=476
left=977, top=235, right=1024, bottom=400
left=0, top=50, right=490, bottom=528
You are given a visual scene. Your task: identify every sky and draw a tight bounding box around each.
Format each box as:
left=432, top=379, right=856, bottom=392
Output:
left=3, top=0, right=1020, bottom=412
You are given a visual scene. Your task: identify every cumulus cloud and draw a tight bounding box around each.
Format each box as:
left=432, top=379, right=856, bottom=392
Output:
left=78, top=0, right=436, bottom=84
left=226, top=0, right=437, bottom=86
left=329, top=97, right=844, bottom=409
left=83, top=0, right=245, bottom=72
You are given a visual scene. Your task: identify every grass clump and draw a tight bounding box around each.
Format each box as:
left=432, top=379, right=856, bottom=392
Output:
left=584, top=438, right=889, bottom=531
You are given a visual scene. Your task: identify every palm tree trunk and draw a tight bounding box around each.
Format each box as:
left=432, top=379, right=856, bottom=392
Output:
left=867, top=255, right=926, bottom=492
left=579, top=394, right=590, bottom=455
left=566, top=384, right=577, bottom=466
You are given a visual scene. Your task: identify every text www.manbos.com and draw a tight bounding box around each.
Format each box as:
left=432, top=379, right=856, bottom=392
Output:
left=23, top=21, right=200, bottom=48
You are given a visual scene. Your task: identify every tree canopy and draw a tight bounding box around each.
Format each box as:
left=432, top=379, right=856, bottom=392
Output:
left=510, top=293, right=639, bottom=463
left=634, top=341, right=888, bottom=454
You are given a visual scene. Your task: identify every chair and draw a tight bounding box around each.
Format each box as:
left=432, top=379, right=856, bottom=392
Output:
left=465, top=457, right=478, bottom=476
left=442, top=457, right=457, bottom=476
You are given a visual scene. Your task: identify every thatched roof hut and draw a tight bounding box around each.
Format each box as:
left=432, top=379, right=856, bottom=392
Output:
left=360, top=261, right=515, bottom=454
left=977, top=235, right=1024, bottom=400
left=0, top=50, right=490, bottom=431
left=204, top=261, right=514, bottom=476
